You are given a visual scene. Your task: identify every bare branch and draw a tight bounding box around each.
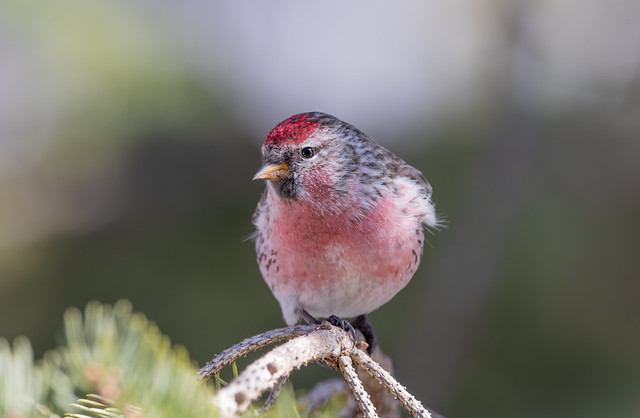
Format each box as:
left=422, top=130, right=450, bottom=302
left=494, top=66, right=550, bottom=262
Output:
left=339, top=355, right=378, bottom=418
left=351, top=349, right=431, bottom=418
left=354, top=346, right=400, bottom=418
left=197, top=324, right=314, bottom=380
left=260, top=374, right=289, bottom=413
left=299, top=378, right=348, bottom=415
left=212, top=323, right=352, bottom=416
left=204, top=322, right=440, bottom=417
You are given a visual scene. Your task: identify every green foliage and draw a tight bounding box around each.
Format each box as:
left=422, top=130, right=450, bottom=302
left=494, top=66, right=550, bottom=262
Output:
left=0, top=300, right=217, bottom=417
left=0, top=336, right=50, bottom=417
left=0, top=300, right=349, bottom=417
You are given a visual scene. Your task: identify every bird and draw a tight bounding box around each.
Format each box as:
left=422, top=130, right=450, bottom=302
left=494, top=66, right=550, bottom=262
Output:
left=252, top=112, right=438, bottom=353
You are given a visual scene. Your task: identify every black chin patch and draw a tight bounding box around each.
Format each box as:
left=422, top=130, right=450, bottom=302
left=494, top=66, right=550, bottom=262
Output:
left=275, top=178, right=299, bottom=199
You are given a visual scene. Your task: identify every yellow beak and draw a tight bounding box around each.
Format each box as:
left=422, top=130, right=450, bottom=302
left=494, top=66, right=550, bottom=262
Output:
left=252, top=163, right=290, bottom=181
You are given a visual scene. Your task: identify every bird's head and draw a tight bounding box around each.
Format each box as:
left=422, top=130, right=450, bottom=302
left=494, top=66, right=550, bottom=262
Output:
left=253, top=112, right=361, bottom=200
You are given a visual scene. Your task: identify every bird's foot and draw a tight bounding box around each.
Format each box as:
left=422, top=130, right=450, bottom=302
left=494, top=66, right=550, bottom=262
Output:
left=327, top=315, right=357, bottom=344
left=297, top=308, right=357, bottom=347
left=350, top=315, right=377, bottom=355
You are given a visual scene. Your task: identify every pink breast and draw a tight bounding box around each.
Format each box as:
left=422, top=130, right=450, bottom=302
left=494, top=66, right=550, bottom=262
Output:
left=267, top=190, right=419, bottom=289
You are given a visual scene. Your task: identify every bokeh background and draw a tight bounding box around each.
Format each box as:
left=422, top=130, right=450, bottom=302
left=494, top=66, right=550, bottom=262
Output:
left=1, top=1, right=639, bottom=417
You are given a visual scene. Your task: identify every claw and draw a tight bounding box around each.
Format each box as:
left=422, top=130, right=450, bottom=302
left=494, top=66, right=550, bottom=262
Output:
left=327, top=315, right=357, bottom=344
left=297, top=309, right=359, bottom=348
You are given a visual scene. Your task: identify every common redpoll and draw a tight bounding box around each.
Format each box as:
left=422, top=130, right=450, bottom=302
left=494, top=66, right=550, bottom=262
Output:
left=252, top=112, right=438, bottom=352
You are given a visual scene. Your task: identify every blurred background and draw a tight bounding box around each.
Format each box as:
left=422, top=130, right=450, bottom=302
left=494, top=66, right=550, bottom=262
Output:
left=1, top=1, right=639, bottom=417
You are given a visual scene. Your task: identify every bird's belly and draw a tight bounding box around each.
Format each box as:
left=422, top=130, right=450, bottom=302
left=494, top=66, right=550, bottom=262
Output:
left=262, top=219, right=423, bottom=319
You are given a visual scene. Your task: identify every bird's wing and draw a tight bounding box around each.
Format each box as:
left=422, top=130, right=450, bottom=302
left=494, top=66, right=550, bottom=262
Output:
left=384, top=150, right=433, bottom=199
left=383, top=149, right=439, bottom=228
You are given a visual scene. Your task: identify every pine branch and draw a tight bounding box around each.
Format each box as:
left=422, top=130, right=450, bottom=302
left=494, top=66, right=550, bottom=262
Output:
left=0, top=300, right=218, bottom=418
left=0, top=336, right=50, bottom=417
left=55, top=300, right=216, bottom=418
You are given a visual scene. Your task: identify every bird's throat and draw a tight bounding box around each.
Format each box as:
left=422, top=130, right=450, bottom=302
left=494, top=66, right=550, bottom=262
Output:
left=273, top=178, right=299, bottom=200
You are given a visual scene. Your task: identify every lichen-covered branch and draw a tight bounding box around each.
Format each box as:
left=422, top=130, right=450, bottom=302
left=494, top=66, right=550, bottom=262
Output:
left=339, top=355, right=378, bottom=417
left=351, top=349, right=431, bottom=418
left=211, top=323, right=352, bottom=416
left=197, top=324, right=314, bottom=380
left=201, top=322, right=438, bottom=418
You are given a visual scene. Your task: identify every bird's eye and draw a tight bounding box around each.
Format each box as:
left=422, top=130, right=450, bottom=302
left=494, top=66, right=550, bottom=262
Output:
left=300, top=147, right=315, bottom=159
